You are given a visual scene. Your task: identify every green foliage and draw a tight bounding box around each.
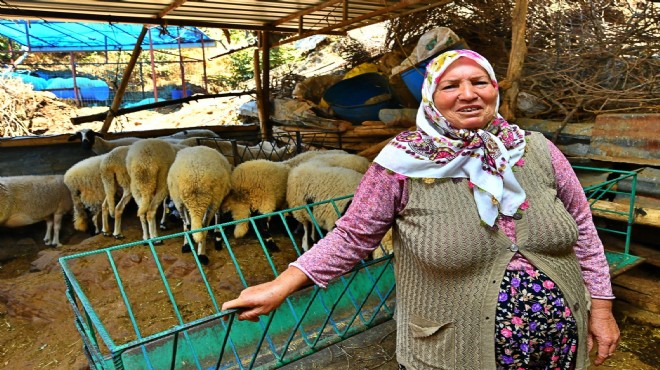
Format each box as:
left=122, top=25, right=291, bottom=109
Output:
left=211, top=30, right=302, bottom=90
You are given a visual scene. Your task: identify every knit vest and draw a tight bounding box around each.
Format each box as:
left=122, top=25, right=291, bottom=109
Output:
left=393, top=132, right=591, bottom=370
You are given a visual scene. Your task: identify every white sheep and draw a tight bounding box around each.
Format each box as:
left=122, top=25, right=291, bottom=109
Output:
left=68, top=128, right=218, bottom=155
left=63, top=156, right=108, bottom=235
left=167, top=146, right=232, bottom=264
left=286, top=161, right=364, bottom=252
left=126, top=138, right=178, bottom=243
left=220, top=159, right=290, bottom=252
left=282, top=150, right=370, bottom=174
left=68, top=129, right=141, bottom=155
left=0, top=175, right=73, bottom=246
left=99, top=145, right=132, bottom=239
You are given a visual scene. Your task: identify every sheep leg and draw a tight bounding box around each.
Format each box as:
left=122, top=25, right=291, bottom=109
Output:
left=101, top=199, right=111, bottom=237
left=43, top=217, right=53, bottom=245
left=159, top=198, right=169, bottom=230
left=195, top=208, right=213, bottom=265
left=147, top=206, right=162, bottom=245
left=181, top=207, right=194, bottom=253
left=255, top=217, right=280, bottom=253
left=51, top=211, right=64, bottom=247
left=302, top=222, right=310, bottom=252
left=92, top=209, right=102, bottom=235
left=213, top=211, right=225, bottom=251
left=112, top=193, right=132, bottom=239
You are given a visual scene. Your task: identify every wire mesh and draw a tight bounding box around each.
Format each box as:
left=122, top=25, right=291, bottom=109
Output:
left=60, top=195, right=396, bottom=370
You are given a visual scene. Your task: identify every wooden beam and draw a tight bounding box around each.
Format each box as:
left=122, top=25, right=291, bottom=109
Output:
left=272, top=0, right=451, bottom=47
left=590, top=200, right=660, bottom=228
left=500, top=0, right=529, bottom=121
left=262, top=31, right=272, bottom=140
left=273, top=0, right=344, bottom=26
left=101, top=25, right=148, bottom=134
left=158, top=0, right=189, bottom=18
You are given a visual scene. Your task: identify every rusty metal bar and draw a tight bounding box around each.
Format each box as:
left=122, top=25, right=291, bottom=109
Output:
left=158, top=0, right=189, bottom=18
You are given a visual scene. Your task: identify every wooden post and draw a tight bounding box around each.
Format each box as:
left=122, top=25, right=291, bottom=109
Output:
left=101, top=26, right=148, bottom=134
left=262, top=31, right=271, bottom=140
left=177, top=27, right=187, bottom=98
left=253, top=46, right=265, bottom=139
left=148, top=28, right=158, bottom=103
left=69, top=52, right=81, bottom=107
left=500, top=0, right=529, bottom=121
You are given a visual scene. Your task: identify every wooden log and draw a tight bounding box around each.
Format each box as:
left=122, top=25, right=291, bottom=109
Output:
left=590, top=200, right=660, bottom=227
left=612, top=273, right=660, bottom=314
left=500, top=0, right=529, bottom=121
left=361, top=120, right=386, bottom=127
left=345, top=126, right=411, bottom=137
left=101, top=26, right=148, bottom=133
left=357, top=136, right=394, bottom=160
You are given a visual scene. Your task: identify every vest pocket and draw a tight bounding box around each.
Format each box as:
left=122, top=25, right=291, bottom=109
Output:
left=409, top=314, right=456, bottom=369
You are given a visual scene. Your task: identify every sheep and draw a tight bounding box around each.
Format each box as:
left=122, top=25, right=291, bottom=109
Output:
left=0, top=175, right=72, bottom=246
left=284, top=150, right=371, bottom=173
left=126, top=138, right=178, bottom=243
left=63, top=156, right=108, bottom=235
left=220, top=159, right=290, bottom=252
left=68, top=129, right=141, bottom=155
left=68, top=128, right=218, bottom=155
left=99, top=145, right=132, bottom=239
left=167, top=146, right=232, bottom=264
left=181, top=138, right=294, bottom=165
left=165, top=128, right=219, bottom=139
left=286, top=161, right=365, bottom=252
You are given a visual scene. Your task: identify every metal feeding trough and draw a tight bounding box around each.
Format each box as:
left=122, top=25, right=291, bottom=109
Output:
left=60, top=195, right=395, bottom=370
left=572, top=166, right=644, bottom=276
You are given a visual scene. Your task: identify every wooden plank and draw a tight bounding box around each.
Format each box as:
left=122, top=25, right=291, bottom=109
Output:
left=590, top=200, right=660, bottom=227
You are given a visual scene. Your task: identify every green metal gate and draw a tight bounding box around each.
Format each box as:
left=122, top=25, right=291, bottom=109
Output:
left=60, top=195, right=396, bottom=369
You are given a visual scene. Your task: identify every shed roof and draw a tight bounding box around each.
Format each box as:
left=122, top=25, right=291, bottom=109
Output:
left=0, top=20, right=215, bottom=52
left=0, top=0, right=453, bottom=45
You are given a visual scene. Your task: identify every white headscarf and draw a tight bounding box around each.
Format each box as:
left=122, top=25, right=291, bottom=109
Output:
left=374, top=50, right=527, bottom=226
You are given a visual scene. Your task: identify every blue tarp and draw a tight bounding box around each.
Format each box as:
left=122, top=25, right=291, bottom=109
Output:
left=0, top=20, right=216, bottom=52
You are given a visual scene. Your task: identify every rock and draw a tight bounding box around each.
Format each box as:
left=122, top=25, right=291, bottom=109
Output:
left=29, top=250, right=62, bottom=272
left=378, top=108, right=418, bottom=127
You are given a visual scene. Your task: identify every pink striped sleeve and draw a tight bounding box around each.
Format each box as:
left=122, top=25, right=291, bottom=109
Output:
left=291, top=163, right=407, bottom=288
left=547, top=140, right=615, bottom=299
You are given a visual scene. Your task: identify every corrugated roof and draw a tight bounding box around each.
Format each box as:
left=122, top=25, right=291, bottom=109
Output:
left=0, top=20, right=215, bottom=52
left=0, top=0, right=453, bottom=45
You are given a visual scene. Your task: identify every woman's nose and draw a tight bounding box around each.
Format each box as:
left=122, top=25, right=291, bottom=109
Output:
left=458, top=83, right=477, bottom=99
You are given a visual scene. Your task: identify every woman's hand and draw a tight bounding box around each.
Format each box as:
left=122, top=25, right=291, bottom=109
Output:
left=221, top=266, right=311, bottom=322
left=588, top=299, right=620, bottom=366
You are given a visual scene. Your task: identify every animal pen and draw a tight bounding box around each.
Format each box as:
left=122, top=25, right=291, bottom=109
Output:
left=58, top=163, right=642, bottom=369
left=0, top=21, right=215, bottom=107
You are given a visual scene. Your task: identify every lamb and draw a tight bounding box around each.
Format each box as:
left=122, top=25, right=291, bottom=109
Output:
left=167, top=146, right=232, bottom=264
left=286, top=161, right=365, bottom=252
left=68, top=129, right=141, bottom=155
left=68, top=128, right=218, bottom=155
left=283, top=150, right=370, bottom=173
left=99, top=145, right=132, bottom=239
left=63, top=156, right=108, bottom=235
left=126, top=138, right=178, bottom=243
left=220, top=159, right=290, bottom=252
left=0, top=175, right=73, bottom=246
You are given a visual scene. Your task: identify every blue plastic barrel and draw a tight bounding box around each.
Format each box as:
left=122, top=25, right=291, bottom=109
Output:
left=323, top=73, right=394, bottom=124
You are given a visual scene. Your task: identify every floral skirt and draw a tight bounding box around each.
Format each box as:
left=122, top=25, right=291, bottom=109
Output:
left=495, top=269, right=578, bottom=369
left=398, top=269, right=578, bottom=370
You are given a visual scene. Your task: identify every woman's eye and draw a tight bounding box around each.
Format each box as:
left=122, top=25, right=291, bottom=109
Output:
left=441, top=84, right=457, bottom=90
left=474, top=80, right=489, bottom=86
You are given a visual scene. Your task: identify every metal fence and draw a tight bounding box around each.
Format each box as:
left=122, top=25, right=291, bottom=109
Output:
left=60, top=196, right=396, bottom=369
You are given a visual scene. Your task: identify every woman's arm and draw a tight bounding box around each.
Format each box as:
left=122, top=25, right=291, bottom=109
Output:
left=222, top=163, right=407, bottom=318
left=547, top=140, right=614, bottom=299
left=547, top=140, right=620, bottom=364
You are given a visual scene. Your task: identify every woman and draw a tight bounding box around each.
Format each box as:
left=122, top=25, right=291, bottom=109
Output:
left=222, top=50, right=619, bottom=369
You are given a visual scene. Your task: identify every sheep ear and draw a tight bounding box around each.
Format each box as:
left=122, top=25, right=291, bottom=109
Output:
left=68, top=132, right=82, bottom=141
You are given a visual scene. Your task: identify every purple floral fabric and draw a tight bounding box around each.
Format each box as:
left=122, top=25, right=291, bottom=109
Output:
left=495, top=269, right=578, bottom=369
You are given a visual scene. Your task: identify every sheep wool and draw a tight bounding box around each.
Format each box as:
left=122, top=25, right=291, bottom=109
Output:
left=64, top=155, right=108, bottom=234
left=167, top=146, right=232, bottom=264
left=126, top=138, right=178, bottom=242
left=100, top=145, right=132, bottom=238
left=0, top=175, right=73, bottom=246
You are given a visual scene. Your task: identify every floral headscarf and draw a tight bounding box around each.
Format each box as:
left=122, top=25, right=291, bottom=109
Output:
left=374, top=49, right=527, bottom=226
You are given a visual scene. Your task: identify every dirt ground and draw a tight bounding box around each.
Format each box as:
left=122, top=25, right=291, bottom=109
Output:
left=0, top=209, right=658, bottom=370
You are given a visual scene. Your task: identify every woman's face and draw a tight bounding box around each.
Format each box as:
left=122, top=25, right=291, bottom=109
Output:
left=432, top=57, right=498, bottom=130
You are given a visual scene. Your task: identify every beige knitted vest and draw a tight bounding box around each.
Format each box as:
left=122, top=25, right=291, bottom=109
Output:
left=393, top=132, right=591, bottom=370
